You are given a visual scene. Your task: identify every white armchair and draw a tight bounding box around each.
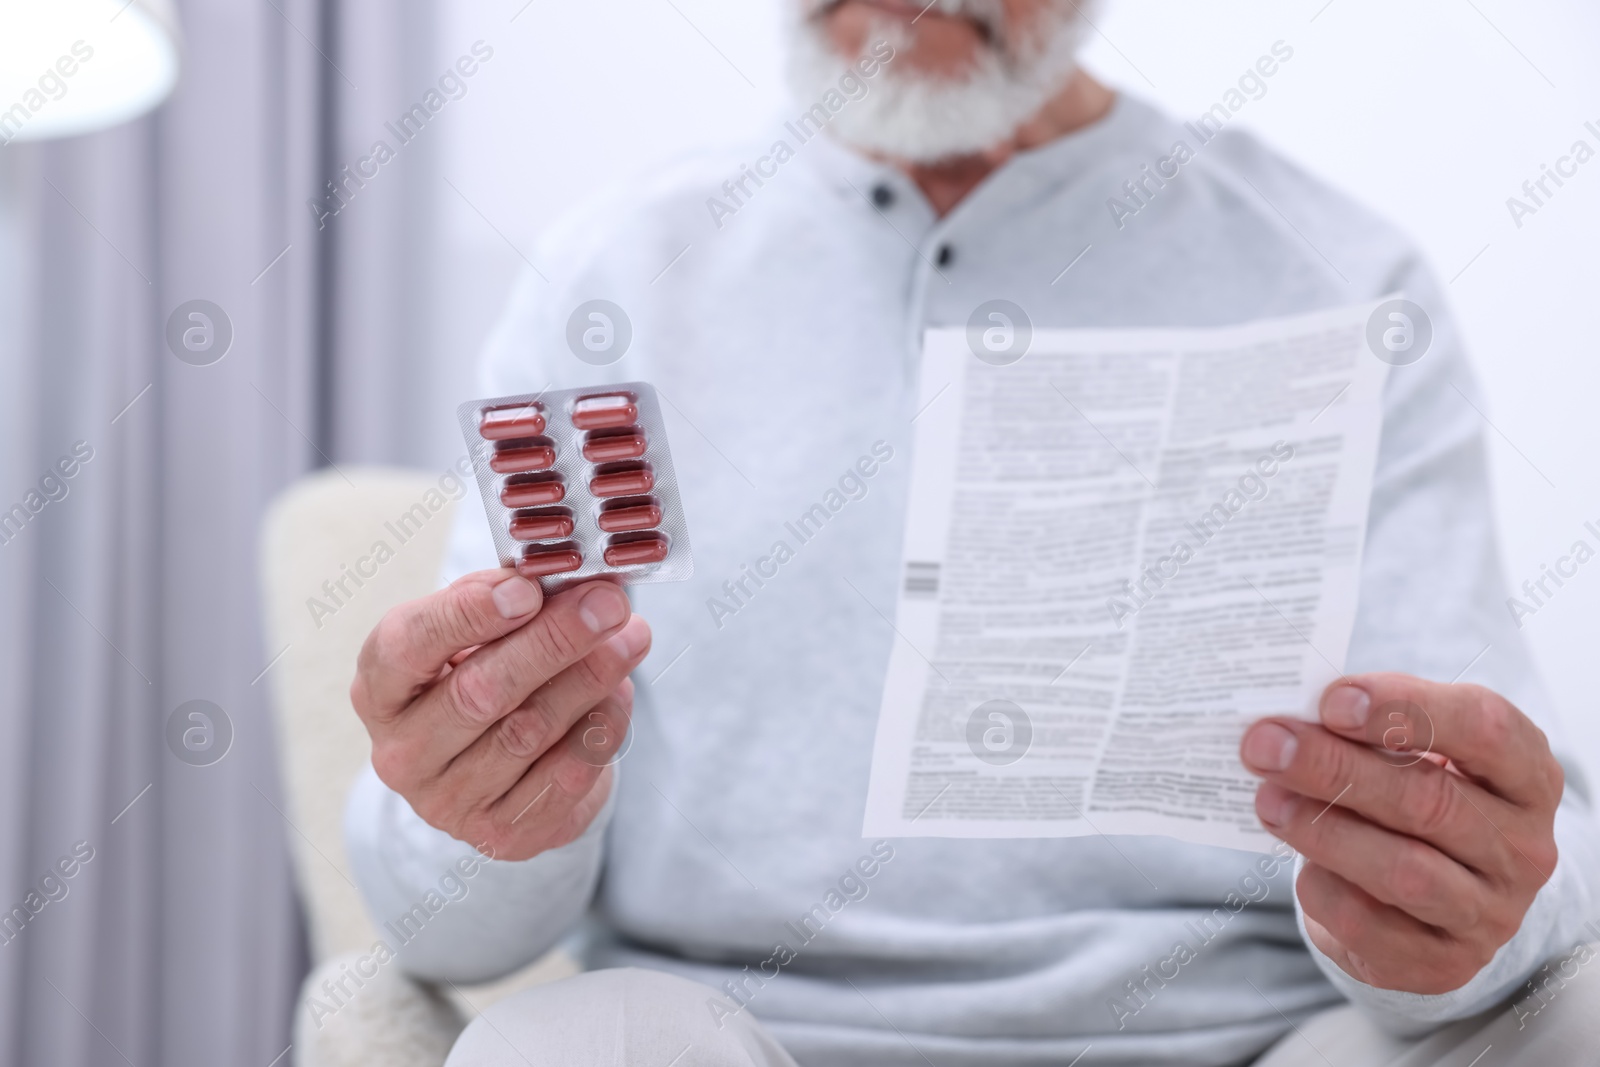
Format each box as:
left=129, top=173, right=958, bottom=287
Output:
left=259, top=467, right=574, bottom=1067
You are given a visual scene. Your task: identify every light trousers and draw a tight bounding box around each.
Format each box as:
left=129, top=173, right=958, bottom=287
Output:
left=444, top=951, right=1600, bottom=1067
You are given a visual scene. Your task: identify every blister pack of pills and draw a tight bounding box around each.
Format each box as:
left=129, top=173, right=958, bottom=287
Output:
left=458, top=382, right=693, bottom=588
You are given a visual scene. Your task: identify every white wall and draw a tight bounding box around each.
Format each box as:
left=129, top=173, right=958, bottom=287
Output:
left=424, top=0, right=1600, bottom=783
left=418, top=0, right=787, bottom=466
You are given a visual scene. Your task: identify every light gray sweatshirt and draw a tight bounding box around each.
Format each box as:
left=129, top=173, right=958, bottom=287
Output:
left=346, top=94, right=1600, bottom=1065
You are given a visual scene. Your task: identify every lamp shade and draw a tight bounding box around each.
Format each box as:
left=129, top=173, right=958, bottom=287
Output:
left=0, top=0, right=181, bottom=144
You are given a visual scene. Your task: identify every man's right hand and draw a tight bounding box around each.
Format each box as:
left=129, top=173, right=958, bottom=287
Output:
left=351, top=569, right=651, bottom=862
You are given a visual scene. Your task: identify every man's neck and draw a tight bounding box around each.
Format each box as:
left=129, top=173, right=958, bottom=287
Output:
left=882, top=70, right=1116, bottom=218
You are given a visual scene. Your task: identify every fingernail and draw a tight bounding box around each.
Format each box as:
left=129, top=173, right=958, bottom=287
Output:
left=1243, top=722, right=1298, bottom=773
left=492, top=575, right=540, bottom=619
left=607, top=616, right=651, bottom=660
left=1323, top=685, right=1371, bottom=731
left=578, top=583, right=629, bottom=633
left=1257, top=785, right=1299, bottom=828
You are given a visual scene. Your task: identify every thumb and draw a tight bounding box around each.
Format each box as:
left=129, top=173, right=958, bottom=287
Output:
left=353, top=568, right=544, bottom=723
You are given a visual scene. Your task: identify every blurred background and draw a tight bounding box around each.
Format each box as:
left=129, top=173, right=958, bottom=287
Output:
left=0, top=0, right=1596, bottom=1063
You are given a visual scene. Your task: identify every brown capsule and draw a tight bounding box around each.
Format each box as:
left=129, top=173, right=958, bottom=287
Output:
left=604, top=536, right=669, bottom=567
left=490, top=442, right=556, bottom=474
left=590, top=465, right=655, bottom=497
left=479, top=403, right=545, bottom=440
left=509, top=513, right=575, bottom=541
left=501, top=477, right=565, bottom=508
left=597, top=503, right=662, bottom=533
left=571, top=394, right=638, bottom=430
left=582, top=431, right=647, bottom=463
left=519, top=547, right=583, bottom=577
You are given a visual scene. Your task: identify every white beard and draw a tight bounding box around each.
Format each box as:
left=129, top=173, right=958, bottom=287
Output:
left=784, top=0, right=1092, bottom=163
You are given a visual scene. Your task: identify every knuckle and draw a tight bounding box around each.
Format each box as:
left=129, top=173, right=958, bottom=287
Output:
left=380, top=604, right=444, bottom=681
left=497, top=704, right=556, bottom=761
left=606, top=692, right=635, bottom=730
left=1299, top=869, right=1356, bottom=939
left=570, top=707, right=622, bottom=765
left=1377, top=699, right=1426, bottom=755
left=1300, top=865, right=1378, bottom=945
left=409, top=789, right=456, bottom=833
left=1526, top=839, right=1560, bottom=887
left=1541, top=751, right=1566, bottom=810
left=1301, top=729, right=1355, bottom=792
left=353, top=630, right=381, bottom=695
left=527, top=614, right=585, bottom=669
left=430, top=585, right=506, bottom=661
left=572, top=647, right=623, bottom=696
left=370, top=740, right=416, bottom=795
left=1451, top=883, right=1488, bottom=930
left=449, top=660, right=512, bottom=728
left=1385, top=840, right=1442, bottom=907
left=348, top=673, right=373, bottom=719
left=1406, top=774, right=1462, bottom=838
left=551, top=784, right=609, bottom=847
left=1469, top=686, right=1516, bottom=751
left=1324, top=910, right=1363, bottom=948
left=548, top=751, right=600, bottom=803
left=460, top=813, right=510, bottom=859
left=372, top=608, right=421, bottom=676
left=418, top=596, right=478, bottom=661
left=1480, top=907, right=1522, bottom=950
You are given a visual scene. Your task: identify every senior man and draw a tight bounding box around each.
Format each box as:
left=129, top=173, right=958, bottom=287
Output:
left=343, top=1, right=1600, bottom=1064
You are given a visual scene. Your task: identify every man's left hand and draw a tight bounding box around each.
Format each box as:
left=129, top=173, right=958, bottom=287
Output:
left=1240, top=672, right=1563, bottom=994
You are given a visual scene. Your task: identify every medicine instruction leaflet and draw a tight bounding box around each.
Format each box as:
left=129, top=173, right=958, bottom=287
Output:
left=862, top=302, right=1390, bottom=852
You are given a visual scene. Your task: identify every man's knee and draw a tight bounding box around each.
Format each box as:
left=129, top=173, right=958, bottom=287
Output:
left=295, top=950, right=466, bottom=1067
left=1501, top=940, right=1600, bottom=1037
left=1433, top=939, right=1600, bottom=1067
left=445, top=967, right=794, bottom=1067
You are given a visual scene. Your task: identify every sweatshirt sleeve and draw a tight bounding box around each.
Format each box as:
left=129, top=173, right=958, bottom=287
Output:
left=1296, top=799, right=1600, bottom=1035
left=1299, top=258, right=1600, bottom=1033
left=341, top=262, right=623, bottom=985
left=344, top=763, right=615, bottom=984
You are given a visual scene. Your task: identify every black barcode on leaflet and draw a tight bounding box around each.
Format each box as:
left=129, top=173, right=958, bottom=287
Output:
left=904, top=562, right=940, bottom=598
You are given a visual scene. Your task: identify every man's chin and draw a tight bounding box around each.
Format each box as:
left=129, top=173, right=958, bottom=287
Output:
left=825, top=88, right=1039, bottom=164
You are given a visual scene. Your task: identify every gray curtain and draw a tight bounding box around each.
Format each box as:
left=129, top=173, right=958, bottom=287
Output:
left=0, top=1, right=437, bottom=1064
